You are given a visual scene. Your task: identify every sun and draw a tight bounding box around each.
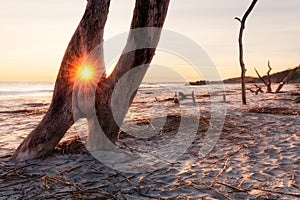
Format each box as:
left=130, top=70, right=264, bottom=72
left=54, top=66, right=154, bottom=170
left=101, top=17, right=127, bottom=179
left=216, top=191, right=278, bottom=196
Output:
left=77, top=65, right=94, bottom=81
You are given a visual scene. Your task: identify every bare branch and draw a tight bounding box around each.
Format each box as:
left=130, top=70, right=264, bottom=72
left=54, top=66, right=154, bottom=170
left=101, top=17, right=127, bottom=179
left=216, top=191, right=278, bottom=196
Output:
left=234, top=17, right=242, bottom=23
left=266, top=60, right=272, bottom=91
left=254, top=84, right=264, bottom=95
left=254, top=68, right=268, bottom=85
left=254, top=60, right=272, bottom=93
left=241, top=0, right=259, bottom=24
left=267, top=60, right=272, bottom=72
left=236, top=0, right=259, bottom=104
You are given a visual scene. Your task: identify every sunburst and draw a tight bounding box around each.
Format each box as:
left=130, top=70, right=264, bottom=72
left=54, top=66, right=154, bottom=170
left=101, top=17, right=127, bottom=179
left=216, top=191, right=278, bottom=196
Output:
left=77, top=64, right=95, bottom=81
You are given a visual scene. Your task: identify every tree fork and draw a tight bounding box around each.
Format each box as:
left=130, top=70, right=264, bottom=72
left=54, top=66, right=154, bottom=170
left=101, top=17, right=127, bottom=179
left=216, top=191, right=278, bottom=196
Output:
left=254, top=60, right=272, bottom=93
left=12, top=0, right=170, bottom=161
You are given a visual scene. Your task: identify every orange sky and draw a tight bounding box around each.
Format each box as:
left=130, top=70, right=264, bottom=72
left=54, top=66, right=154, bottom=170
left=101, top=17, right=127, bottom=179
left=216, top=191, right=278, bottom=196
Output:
left=0, top=0, right=299, bottom=82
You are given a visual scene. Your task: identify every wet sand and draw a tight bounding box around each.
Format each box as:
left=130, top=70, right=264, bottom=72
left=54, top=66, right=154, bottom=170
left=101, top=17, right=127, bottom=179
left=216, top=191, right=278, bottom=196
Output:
left=0, top=83, right=299, bottom=199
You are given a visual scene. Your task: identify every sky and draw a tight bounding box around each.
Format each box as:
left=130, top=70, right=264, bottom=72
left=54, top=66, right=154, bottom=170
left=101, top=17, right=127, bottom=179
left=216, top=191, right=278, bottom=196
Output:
left=0, top=0, right=299, bottom=82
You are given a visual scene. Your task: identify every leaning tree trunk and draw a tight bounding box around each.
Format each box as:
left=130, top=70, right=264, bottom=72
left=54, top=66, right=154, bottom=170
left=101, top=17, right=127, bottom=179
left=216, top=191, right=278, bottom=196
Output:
left=275, top=65, right=299, bottom=93
left=12, top=0, right=170, bottom=161
left=93, top=0, right=170, bottom=147
left=12, top=0, right=111, bottom=161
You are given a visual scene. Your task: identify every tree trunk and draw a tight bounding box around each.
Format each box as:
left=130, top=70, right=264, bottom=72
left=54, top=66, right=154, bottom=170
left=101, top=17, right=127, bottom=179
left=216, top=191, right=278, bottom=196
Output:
left=12, top=0, right=111, bottom=161
left=91, top=0, right=170, bottom=149
left=235, top=0, right=258, bottom=105
left=275, top=66, right=299, bottom=93
left=12, top=0, right=170, bottom=161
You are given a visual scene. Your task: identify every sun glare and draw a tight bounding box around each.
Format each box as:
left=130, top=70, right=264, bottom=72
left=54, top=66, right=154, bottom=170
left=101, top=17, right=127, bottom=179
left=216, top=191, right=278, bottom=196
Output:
left=78, top=65, right=94, bottom=81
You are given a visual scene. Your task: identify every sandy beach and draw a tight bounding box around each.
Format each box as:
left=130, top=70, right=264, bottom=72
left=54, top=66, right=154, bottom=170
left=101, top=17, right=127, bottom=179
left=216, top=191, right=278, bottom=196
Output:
left=0, top=83, right=299, bottom=199
left=2, top=0, right=300, bottom=199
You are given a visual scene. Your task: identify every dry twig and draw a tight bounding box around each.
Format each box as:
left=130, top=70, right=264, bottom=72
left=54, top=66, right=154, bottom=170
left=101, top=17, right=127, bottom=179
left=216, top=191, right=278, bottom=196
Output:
left=210, top=157, right=230, bottom=187
left=252, top=187, right=300, bottom=197
left=216, top=181, right=247, bottom=192
left=201, top=181, right=232, bottom=200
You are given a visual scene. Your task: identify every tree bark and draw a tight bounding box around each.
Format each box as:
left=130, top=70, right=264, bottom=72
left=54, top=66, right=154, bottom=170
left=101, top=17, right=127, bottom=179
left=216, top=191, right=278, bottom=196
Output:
left=235, top=0, right=258, bottom=105
left=12, top=0, right=170, bottom=161
left=92, top=0, right=170, bottom=148
left=12, top=0, right=111, bottom=161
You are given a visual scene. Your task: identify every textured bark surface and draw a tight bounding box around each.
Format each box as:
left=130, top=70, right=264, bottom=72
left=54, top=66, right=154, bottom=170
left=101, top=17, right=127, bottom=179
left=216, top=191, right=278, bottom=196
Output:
left=94, top=0, right=170, bottom=145
left=12, top=0, right=111, bottom=161
left=13, top=0, right=170, bottom=161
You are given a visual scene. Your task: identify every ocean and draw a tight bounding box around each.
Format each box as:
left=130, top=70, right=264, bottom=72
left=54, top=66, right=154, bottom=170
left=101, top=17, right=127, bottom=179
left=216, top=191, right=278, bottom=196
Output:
left=0, top=82, right=54, bottom=99
left=1, top=81, right=297, bottom=157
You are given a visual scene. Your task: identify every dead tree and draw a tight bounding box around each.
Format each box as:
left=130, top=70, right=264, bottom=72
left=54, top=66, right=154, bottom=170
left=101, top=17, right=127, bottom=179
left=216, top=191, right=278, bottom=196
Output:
left=254, top=84, right=264, bottom=95
left=254, top=60, right=273, bottom=93
left=12, top=0, right=170, bottom=161
left=275, top=65, right=300, bottom=93
left=235, top=0, right=259, bottom=105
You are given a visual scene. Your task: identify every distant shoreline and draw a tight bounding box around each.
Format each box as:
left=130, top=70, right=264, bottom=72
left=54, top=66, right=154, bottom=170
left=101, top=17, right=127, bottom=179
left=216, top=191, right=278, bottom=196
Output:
left=1, top=66, right=299, bottom=85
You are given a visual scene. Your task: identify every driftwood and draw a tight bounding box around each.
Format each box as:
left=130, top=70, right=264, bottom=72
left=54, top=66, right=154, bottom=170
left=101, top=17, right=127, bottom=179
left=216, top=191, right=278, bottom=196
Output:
left=12, top=0, right=170, bottom=161
left=235, top=0, right=259, bottom=105
left=254, top=84, right=264, bottom=95
left=275, top=65, right=300, bottom=93
left=173, top=91, right=196, bottom=104
left=254, top=60, right=272, bottom=93
left=173, top=92, right=179, bottom=104
left=254, top=63, right=300, bottom=94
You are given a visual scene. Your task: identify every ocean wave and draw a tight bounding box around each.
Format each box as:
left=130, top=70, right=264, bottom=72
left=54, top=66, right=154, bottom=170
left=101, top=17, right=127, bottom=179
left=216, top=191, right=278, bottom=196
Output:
left=0, top=109, right=47, bottom=115
left=0, top=90, right=53, bottom=97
